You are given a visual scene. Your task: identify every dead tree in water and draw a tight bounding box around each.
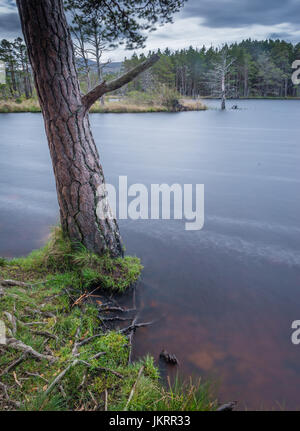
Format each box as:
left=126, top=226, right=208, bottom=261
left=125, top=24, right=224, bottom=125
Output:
left=207, top=49, right=235, bottom=110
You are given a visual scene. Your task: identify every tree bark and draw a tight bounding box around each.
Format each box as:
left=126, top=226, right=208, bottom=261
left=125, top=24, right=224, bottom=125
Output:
left=16, top=0, right=123, bottom=256
left=81, top=54, right=160, bottom=112
left=17, top=0, right=159, bottom=258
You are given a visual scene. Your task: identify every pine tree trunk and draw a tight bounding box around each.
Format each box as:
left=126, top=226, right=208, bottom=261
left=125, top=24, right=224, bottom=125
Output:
left=17, top=0, right=123, bottom=257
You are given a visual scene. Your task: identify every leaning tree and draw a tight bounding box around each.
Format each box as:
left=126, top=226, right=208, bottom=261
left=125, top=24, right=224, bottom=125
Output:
left=16, top=0, right=185, bottom=257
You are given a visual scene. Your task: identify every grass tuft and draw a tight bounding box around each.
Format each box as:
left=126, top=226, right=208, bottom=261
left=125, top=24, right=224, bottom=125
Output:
left=8, top=226, right=142, bottom=293
left=0, top=227, right=216, bottom=411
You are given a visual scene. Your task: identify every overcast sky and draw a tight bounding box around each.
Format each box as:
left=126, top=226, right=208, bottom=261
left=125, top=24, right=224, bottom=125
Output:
left=1, top=0, right=300, bottom=61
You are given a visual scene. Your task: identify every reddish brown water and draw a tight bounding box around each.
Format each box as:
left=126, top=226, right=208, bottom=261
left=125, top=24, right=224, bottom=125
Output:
left=1, top=101, right=300, bottom=409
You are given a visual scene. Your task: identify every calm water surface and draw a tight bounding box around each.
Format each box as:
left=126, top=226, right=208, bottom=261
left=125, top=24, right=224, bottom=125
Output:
left=1, top=100, right=300, bottom=409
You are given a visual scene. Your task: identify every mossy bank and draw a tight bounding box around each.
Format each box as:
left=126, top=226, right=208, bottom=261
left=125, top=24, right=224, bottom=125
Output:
left=0, top=228, right=216, bottom=411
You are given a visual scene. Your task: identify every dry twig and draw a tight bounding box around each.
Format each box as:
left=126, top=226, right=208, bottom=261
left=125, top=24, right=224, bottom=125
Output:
left=124, top=366, right=144, bottom=411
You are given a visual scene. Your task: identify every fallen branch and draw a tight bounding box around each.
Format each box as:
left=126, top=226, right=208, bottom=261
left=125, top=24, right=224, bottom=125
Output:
left=31, top=330, right=58, bottom=341
left=100, top=316, right=132, bottom=322
left=99, top=306, right=136, bottom=313
left=0, top=354, right=26, bottom=376
left=72, top=287, right=100, bottom=308
left=0, top=279, right=31, bottom=288
left=90, top=351, right=107, bottom=361
left=120, top=320, right=155, bottom=334
left=25, top=372, right=48, bottom=383
left=88, top=389, right=98, bottom=410
left=104, top=389, right=108, bottom=411
left=78, top=359, right=123, bottom=379
left=5, top=338, right=56, bottom=362
left=13, top=371, right=22, bottom=388
left=45, top=355, right=123, bottom=396
left=127, top=313, right=139, bottom=365
left=124, top=366, right=144, bottom=411
left=23, top=321, right=48, bottom=326
left=24, top=307, right=55, bottom=319
left=77, top=334, right=102, bottom=348
left=45, top=360, right=78, bottom=395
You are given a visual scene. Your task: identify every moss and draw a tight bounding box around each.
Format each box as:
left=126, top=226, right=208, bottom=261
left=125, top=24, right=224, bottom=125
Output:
left=8, top=227, right=142, bottom=294
left=0, top=227, right=216, bottom=411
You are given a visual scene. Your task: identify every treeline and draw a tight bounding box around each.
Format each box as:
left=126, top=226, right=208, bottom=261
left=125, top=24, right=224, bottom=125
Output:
left=122, top=39, right=300, bottom=98
left=1, top=37, right=300, bottom=101
left=0, top=38, right=33, bottom=100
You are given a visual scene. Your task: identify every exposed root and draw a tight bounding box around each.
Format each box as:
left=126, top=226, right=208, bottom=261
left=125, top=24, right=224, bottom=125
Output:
left=5, top=338, right=56, bottom=362
left=0, top=355, right=26, bottom=376
left=90, top=351, right=106, bottom=360
left=0, top=279, right=31, bottom=288
left=120, top=320, right=155, bottom=334
left=45, top=360, right=79, bottom=395
left=31, top=330, right=58, bottom=341
left=76, top=334, right=102, bottom=348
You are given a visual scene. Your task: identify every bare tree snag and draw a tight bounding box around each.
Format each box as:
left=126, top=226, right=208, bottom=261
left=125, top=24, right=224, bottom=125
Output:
left=16, top=0, right=160, bottom=257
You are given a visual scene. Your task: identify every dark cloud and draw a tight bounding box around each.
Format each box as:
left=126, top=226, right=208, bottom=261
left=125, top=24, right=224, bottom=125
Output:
left=0, top=0, right=21, bottom=38
left=0, top=12, right=21, bottom=38
left=181, top=0, right=300, bottom=28
left=0, top=0, right=299, bottom=44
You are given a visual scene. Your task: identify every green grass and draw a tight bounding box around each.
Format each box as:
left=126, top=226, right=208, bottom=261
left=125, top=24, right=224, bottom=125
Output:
left=0, top=98, right=41, bottom=113
left=0, top=227, right=217, bottom=411
left=8, top=226, right=142, bottom=294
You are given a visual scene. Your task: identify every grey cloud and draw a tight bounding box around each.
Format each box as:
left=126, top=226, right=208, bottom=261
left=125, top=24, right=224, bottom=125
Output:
left=0, top=12, right=21, bottom=38
left=181, top=0, right=300, bottom=28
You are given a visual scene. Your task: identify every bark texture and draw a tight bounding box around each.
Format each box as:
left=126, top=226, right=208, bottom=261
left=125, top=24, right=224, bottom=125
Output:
left=17, top=0, right=123, bottom=256
left=82, top=54, right=160, bottom=111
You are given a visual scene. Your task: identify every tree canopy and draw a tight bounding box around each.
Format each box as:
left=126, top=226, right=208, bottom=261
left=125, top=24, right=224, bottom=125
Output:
left=64, top=0, right=186, bottom=49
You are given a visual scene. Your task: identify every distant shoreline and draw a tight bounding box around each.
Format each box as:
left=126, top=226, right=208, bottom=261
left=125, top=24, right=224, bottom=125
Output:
left=0, top=98, right=207, bottom=114
left=0, top=97, right=299, bottom=114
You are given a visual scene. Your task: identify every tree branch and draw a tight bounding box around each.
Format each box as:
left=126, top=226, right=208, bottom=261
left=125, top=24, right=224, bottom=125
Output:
left=82, top=54, right=160, bottom=111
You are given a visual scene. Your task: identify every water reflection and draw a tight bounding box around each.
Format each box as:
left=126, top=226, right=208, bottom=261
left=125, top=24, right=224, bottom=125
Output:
left=1, top=100, right=300, bottom=409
